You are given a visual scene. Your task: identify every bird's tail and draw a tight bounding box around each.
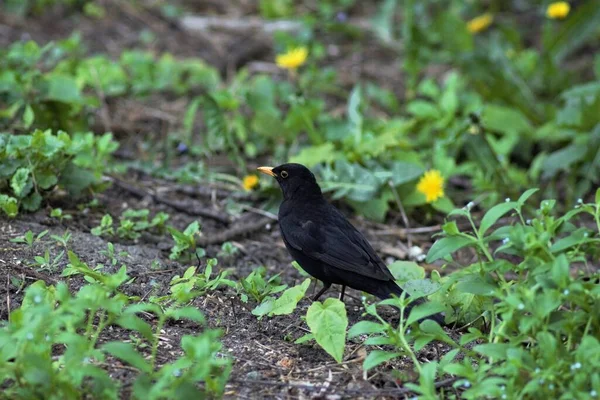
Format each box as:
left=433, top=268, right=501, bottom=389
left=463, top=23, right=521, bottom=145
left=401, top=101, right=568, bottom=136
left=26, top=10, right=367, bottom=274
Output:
left=376, top=280, right=446, bottom=326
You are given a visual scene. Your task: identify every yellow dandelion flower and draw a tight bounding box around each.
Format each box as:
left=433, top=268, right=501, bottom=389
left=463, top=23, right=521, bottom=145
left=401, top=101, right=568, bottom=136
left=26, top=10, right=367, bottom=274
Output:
left=276, top=47, right=308, bottom=70
left=242, top=174, right=259, bottom=191
left=467, top=13, right=494, bottom=34
left=417, top=170, right=445, bottom=203
left=546, top=2, right=570, bottom=19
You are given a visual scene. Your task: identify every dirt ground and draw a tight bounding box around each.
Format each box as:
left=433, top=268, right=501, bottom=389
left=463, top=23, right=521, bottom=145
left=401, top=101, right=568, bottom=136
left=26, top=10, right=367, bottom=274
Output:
left=0, top=1, right=463, bottom=398
left=1, top=170, right=463, bottom=399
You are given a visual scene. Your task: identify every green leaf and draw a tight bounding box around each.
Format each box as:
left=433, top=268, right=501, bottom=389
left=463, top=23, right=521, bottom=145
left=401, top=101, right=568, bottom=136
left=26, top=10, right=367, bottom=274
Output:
left=402, top=279, right=441, bottom=299
left=36, top=169, right=58, bottom=189
left=479, top=202, right=516, bottom=237
left=407, top=100, right=440, bottom=119
left=389, top=162, right=424, bottom=186
left=252, top=279, right=311, bottom=317
left=45, top=74, right=82, bottom=103
left=294, top=333, right=314, bottom=344
left=550, top=229, right=591, bottom=253
left=289, top=143, right=340, bottom=167
left=103, top=342, right=152, bottom=373
left=348, top=321, right=386, bottom=338
left=116, top=315, right=155, bottom=342
left=347, top=197, right=390, bottom=222
left=456, top=275, right=497, bottom=296
left=21, top=192, right=42, bottom=212
left=406, top=302, right=446, bottom=326
left=426, top=236, right=476, bottom=263
left=0, top=194, right=18, bottom=217
left=306, top=298, right=348, bottom=363
left=363, top=350, right=401, bottom=371
left=517, top=188, right=539, bottom=206
left=59, top=163, right=97, bottom=195
left=11, top=167, right=30, bottom=197
left=23, top=104, right=34, bottom=128
left=165, top=307, right=205, bottom=323
left=473, top=343, right=510, bottom=360
left=387, top=261, right=425, bottom=283
left=482, top=105, right=532, bottom=133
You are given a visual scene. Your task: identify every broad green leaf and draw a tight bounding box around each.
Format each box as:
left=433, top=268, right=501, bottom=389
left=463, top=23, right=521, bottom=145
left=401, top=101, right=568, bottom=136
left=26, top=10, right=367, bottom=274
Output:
left=482, top=105, right=532, bottom=133
left=550, top=229, right=591, bottom=253
left=45, top=74, right=82, bottom=103
left=348, top=197, right=389, bottom=222
left=479, top=202, right=516, bottom=237
left=456, top=276, right=497, bottom=296
left=252, top=279, right=311, bottom=317
left=473, top=343, right=510, bottom=360
left=389, top=161, right=424, bottom=186
left=21, top=192, right=42, bottom=212
left=306, top=298, right=348, bottom=363
left=406, top=302, right=446, bottom=326
left=36, top=169, right=58, bottom=189
left=116, top=315, right=155, bottom=342
left=363, top=350, right=401, bottom=371
left=348, top=321, right=386, bottom=338
left=103, top=342, right=152, bottom=373
left=402, top=279, right=441, bottom=299
left=388, top=261, right=425, bottom=282
left=269, top=279, right=310, bottom=316
left=59, top=163, right=96, bottom=195
left=419, top=320, right=455, bottom=345
left=426, top=236, right=476, bottom=263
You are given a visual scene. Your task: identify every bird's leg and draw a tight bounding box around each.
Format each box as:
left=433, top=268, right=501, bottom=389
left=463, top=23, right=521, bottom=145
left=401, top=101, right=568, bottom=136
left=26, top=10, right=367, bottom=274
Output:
left=312, top=282, right=331, bottom=301
left=338, top=285, right=346, bottom=302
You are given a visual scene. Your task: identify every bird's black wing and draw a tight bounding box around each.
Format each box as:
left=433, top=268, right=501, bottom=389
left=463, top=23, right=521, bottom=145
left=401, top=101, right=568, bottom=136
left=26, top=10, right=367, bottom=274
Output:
left=280, top=211, right=394, bottom=281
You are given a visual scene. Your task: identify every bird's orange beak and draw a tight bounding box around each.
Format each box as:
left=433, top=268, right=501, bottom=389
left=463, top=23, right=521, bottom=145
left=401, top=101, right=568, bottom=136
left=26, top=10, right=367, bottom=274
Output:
left=257, top=166, right=276, bottom=177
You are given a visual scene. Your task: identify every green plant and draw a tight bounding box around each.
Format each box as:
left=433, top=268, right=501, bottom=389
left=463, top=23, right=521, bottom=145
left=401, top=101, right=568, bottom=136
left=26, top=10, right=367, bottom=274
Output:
left=216, top=241, right=239, bottom=259
left=50, top=207, right=72, bottom=221
left=51, top=230, right=72, bottom=249
left=91, top=210, right=169, bottom=240
left=31, top=248, right=65, bottom=271
left=0, top=251, right=231, bottom=399
left=91, top=214, right=114, bottom=237
left=0, top=130, right=118, bottom=217
left=251, top=279, right=311, bottom=318
left=167, top=221, right=204, bottom=261
left=10, top=229, right=49, bottom=248
left=347, top=190, right=600, bottom=398
left=99, top=242, right=128, bottom=267
left=237, top=267, right=287, bottom=303
left=151, top=260, right=236, bottom=306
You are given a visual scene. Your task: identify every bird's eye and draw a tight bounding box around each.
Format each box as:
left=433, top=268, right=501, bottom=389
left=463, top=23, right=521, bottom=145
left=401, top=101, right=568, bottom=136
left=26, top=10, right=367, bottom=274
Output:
left=280, top=170, right=289, bottom=178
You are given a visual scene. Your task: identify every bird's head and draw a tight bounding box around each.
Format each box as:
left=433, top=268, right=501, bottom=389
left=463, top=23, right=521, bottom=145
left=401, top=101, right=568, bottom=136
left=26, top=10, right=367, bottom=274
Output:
left=257, top=163, right=322, bottom=200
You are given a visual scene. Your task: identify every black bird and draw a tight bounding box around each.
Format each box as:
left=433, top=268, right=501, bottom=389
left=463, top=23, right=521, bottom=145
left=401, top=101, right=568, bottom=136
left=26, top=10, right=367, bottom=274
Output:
left=258, top=163, right=444, bottom=322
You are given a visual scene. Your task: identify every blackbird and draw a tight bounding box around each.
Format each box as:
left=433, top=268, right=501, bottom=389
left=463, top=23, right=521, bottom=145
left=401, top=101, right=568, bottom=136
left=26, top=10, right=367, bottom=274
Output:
left=258, top=163, right=444, bottom=323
